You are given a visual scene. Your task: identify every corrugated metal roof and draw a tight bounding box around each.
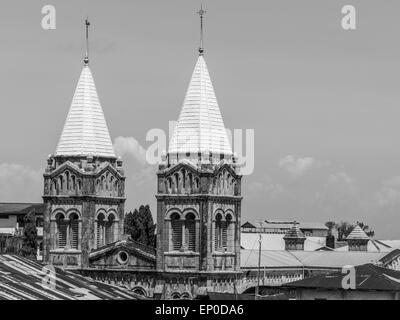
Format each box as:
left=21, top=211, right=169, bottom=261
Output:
left=241, top=249, right=388, bottom=269
left=284, top=263, right=400, bottom=291
left=241, top=233, right=326, bottom=251
left=0, top=254, right=141, bottom=300
left=169, top=55, right=232, bottom=156
left=241, top=220, right=328, bottom=231
left=55, top=65, right=116, bottom=158
left=0, top=203, right=44, bottom=216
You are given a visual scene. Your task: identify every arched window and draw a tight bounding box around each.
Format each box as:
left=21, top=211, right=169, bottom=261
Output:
left=185, top=213, right=196, bottom=251
left=97, top=213, right=105, bottom=248
left=65, top=171, right=70, bottom=191
left=181, top=292, right=191, bottom=300
left=215, top=213, right=223, bottom=250
left=69, top=213, right=79, bottom=249
left=56, top=213, right=67, bottom=248
left=171, top=213, right=182, bottom=251
left=171, top=292, right=181, bottom=300
left=71, top=175, right=76, bottom=191
left=52, top=179, right=57, bottom=195
left=174, top=173, right=179, bottom=193
left=225, top=214, right=233, bottom=251
left=105, top=214, right=115, bottom=244
left=167, top=178, right=172, bottom=193
left=59, top=176, right=64, bottom=192
left=181, top=170, right=186, bottom=190
left=101, top=176, right=105, bottom=191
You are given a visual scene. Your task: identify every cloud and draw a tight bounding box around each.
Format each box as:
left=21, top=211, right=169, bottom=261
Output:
left=246, top=178, right=285, bottom=199
left=0, top=163, right=42, bottom=202
left=113, top=136, right=147, bottom=165
left=113, top=136, right=154, bottom=188
left=375, top=176, right=400, bottom=207
left=278, top=155, right=316, bottom=176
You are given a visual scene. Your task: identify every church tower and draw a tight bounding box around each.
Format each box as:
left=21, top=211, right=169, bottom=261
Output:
left=43, top=20, right=125, bottom=269
left=156, top=8, right=242, bottom=274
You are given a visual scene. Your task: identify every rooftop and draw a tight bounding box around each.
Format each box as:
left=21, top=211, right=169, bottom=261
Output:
left=0, top=254, right=142, bottom=300
left=0, top=203, right=44, bottom=216
left=284, top=263, right=400, bottom=291
left=346, top=225, right=370, bottom=240
left=241, top=249, right=393, bottom=269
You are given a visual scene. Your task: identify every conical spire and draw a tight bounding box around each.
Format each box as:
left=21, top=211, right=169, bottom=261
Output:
left=168, top=9, right=231, bottom=158
left=168, top=55, right=232, bottom=157
left=55, top=20, right=115, bottom=158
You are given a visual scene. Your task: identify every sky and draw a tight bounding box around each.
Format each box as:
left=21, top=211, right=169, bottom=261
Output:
left=1, top=0, right=400, bottom=238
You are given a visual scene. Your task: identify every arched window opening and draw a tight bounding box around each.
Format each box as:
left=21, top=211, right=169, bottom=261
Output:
left=181, top=293, right=191, bottom=300
left=69, top=213, right=79, bottom=249
left=56, top=213, right=67, bottom=248
left=71, top=175, right=76, bottom=191
left=171, top=213, right=182, bottom=251
left=59, top=176, right=64, bottom=192
left=105, top=214, right=115, bottom=245
left=52, top=179, right=57, bottom=195
left=225, top=214, right=233, bottom=251
left=174, top=173, right=179, bottom=193
left=188, top=173, right=193, bottom=192
left=171, top=292, right=181, bottom=300
left=65, top=171, right=70, bottom=191
left=185, top=213, right=196, bottom=251
left=101, top=176, right=105, bottom=191
left=97, top=213, right=105, bottom=248
left=77, top=179, right=82, bottom=191
left=182, top=170, right=186, bottom=190
left=215, top=213, right=223, bottom=250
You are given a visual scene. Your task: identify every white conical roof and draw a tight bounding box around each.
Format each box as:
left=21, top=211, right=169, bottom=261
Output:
left=55, top=65, right=116, bottom=158
left=168, top=55, right=232, bottom=156
left=346, top=225, right=369, bottom=240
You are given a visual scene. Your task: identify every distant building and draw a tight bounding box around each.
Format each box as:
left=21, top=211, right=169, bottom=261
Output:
left=0, top=203, right=44, bottom=258
left=239, top=249, right=400, bottom=292
left=282, top=263, right=400, bottom=300
left=241, top=220, right=328, bottom=251
left=241, top=220, right=328, bottom=237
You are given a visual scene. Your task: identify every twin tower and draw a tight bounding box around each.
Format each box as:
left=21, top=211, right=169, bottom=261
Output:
left=42, top=15, right=243, bottom=276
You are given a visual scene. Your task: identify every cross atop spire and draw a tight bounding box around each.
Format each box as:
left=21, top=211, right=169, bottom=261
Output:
left=84, top=17, right=90, bottom=65
left=197, top=5, right=206, bottom=55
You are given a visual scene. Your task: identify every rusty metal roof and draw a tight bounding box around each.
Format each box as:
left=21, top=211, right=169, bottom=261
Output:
left=0, top=254, right=141, bottom=300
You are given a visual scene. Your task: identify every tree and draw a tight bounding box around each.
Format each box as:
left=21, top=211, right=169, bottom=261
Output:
left=20, top=210, right=38, bottom=258
left=326, top=220, right=375, bottom=241
left=124, top=205, right=156, bottom=248
left=324, top=221, right=337, bottom=235
left=336, top=221, right=353, bottom=241
left=357, top=221, right=375, bottom=238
